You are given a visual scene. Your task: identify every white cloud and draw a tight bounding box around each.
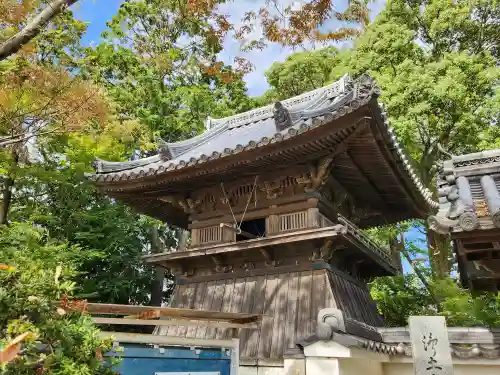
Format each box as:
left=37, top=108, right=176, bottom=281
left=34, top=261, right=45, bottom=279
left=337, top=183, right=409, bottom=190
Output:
left=217, top=0, right=387, bottom=97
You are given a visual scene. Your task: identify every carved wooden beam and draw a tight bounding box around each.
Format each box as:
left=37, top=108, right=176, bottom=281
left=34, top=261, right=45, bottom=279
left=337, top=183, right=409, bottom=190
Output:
left=158, top=195, right=201, bottom=214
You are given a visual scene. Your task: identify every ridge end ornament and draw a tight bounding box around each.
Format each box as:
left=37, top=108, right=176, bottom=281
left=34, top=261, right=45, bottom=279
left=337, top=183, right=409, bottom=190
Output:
left=274, top=101, right=293, bottom=131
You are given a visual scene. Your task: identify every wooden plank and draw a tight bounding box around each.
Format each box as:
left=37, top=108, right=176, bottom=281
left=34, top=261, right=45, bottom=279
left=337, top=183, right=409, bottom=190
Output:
left=270, top=273, right=289, bottom=359
left=83, top=302, right=261, bottom=322
left=243, top=275, right=267, bottom=359
left=259, top=274, right=279, bottom=359
left=99, top=331, right=236, bottom=348
left=185, top=282, right=208, bottom=338
left=93, top=317, right=258, bottom=329
left=284, top=272, right=299, bottom=350
left=296, top=271, right=313, bottom=341
left=409, top=316, right=454, bottom=375
left=215, top=278, right=236, bottom=340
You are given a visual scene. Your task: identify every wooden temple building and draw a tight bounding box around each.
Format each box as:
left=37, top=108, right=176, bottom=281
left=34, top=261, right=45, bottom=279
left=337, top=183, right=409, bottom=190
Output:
left=428, top=149, right=500, bottom=291
left=88, top=74, right=438, bottom=367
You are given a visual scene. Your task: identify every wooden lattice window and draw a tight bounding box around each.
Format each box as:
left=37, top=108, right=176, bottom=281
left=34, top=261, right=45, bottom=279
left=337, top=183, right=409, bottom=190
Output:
left=198, top=225, right=222, bottom=244
left=278, top=211, right=307, bottom=232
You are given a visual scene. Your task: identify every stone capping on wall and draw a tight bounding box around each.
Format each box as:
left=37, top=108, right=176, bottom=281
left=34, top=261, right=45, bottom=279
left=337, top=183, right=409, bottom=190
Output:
left=297, top=308, right=500, bottom=359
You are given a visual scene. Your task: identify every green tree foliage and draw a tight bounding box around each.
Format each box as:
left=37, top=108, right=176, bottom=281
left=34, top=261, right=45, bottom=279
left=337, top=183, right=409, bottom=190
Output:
left=0, top=223, right=117, bottom=375
left=81, top=0, right=256, bottom=142
left=264, top=47, right=340, bottom=99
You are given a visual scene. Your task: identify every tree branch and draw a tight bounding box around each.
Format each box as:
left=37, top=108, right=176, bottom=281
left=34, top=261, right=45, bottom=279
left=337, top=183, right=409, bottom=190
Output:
left=0, top=0, right=79, bottom=61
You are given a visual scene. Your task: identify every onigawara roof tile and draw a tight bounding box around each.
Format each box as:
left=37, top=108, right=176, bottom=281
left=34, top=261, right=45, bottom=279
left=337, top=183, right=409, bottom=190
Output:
left=88, top=74, right=437, bottom=210
left=428, top=149, right=500, bottom=234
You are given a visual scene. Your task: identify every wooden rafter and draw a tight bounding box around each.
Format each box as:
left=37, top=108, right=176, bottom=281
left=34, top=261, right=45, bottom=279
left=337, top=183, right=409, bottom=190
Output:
left=342, top=150, right=388, bottom=209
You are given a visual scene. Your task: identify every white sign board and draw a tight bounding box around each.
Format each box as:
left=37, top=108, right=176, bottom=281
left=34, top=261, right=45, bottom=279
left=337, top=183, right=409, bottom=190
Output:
left=409, top=316, right=453, bottom=375
left=155, top=373, right=220, bottom=375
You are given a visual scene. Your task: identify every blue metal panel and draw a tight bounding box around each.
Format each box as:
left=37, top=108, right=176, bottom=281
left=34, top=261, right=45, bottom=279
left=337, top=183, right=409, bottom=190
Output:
left=106, top=344, right=231, bottom=375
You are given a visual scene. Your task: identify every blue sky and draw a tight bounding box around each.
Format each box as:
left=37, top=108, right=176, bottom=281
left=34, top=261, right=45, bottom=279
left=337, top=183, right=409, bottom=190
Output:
left=72, top=0, right=386, bottom=96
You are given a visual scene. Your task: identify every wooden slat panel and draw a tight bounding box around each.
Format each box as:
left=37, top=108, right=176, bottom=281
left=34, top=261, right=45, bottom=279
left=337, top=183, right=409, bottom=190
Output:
left=166, top=284, right=187, bottom=337
left=185, top=282, right=207, bottom=338
left=237, top=277, right=256, bottom=344
left=195, top=281, right=217, bottom=339
left=215, top=278, right=235, bottom=340
left=258, top=274, right=279, bottom=359
left=296, top=270, right=312, bottom=341
left=284, top=272, right=299, bottom=350
left=205, top=280, right=226, bottom=339
left=176, top=283, right=196, bottom=337
left=311, top=270, right=326, bottom=331
left=243, top=275, right=267, bottom=359
left=270, top=272, right=289, bottom=359
left=324, top=273, right=337, bottom=309
left=329, top=272, right=350, bottom=317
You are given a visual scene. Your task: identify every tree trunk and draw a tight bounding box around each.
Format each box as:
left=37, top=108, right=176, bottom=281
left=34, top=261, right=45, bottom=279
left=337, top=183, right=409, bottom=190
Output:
left=426, top=228, right=452, bottom=280
left=149, top=226, right=165, bottom=307
left=0, top=150, right=19, bottom=225
left=0, top=0, right=79, bottom=60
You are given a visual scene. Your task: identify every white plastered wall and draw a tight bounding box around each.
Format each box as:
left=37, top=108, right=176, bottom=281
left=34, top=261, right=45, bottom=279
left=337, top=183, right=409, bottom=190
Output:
left=302, top=340, right=500, bottom=375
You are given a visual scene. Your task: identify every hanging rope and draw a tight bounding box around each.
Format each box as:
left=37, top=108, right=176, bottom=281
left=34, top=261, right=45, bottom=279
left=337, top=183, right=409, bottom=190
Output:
left=239, top=175, right=259, bottom=228
left=220, top=175, right=259, bottom=230
left=220, top=182, right=237, bottom=227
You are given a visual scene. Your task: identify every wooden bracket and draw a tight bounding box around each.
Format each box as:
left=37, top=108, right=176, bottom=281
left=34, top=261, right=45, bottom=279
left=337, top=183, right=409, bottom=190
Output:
left=260, top=248, right=281, bottom=267
left=241, top=260, right=255, bottom=272
left=304, top=155, right=335, bottom=193
left=158, top=195, right=201, bottom=214
left=311, top=239, right=335, bottom=261
left=171, top=266, right=195, bottom=277
left=212, top=255, right=233, bottom=273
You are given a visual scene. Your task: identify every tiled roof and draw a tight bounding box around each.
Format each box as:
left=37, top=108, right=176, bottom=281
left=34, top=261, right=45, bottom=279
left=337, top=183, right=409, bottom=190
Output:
left=87, top=74, right=438, bottom=211
left=428, top=149, right=500, bottom=234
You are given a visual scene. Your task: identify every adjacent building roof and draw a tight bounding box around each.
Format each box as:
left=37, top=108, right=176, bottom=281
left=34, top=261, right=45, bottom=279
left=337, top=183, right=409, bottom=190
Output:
left=301, top=308, right=500, bottom=359
left=428, top=149, right=500, bottom=235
